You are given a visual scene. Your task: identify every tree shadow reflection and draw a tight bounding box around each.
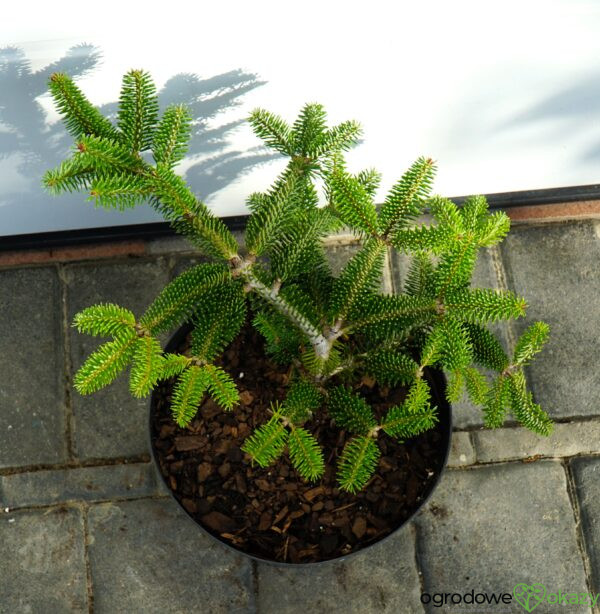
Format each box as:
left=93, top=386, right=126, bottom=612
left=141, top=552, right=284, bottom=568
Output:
left=0, top=43, right=279, bottom=235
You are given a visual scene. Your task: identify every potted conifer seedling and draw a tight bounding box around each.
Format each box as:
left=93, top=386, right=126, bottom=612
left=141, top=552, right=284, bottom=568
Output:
left=43, top=70, right=552, bottom=564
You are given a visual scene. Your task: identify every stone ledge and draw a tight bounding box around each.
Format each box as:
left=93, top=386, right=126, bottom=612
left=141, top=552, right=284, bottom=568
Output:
left=473, top=421, right=600, bottom=463
left=506, top=200, right=600, bottom=224
left=0, top=463, right=161, bottom=509
left=0, top=240, right=147, bottom=268
left=447, top=431, right=476, bottom=467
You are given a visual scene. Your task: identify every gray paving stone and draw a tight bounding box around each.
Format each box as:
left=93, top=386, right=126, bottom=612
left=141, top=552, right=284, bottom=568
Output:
left=65, top=259, right=170, bottom=460
left=447, top=431, right=476, bottom=467
left=570, top=456, right=600, bottom=594
left=256, top=525, right=424, bottom=613
left=0, top=462, right=160, bottom=509
left=500, top=221, right=600, bottom=419
left=414, top=461, right=589, bottom=613
left=87, top=498, right=254, bottom=614
left=146, top=235, right=198, bottom=255
left=150, top=230, right=245, bottom=257
left=0, top=506, right=87, bottom=612
left=0, top=267, right=67, bottom=468
left=475, top=420, right=600, bottom=463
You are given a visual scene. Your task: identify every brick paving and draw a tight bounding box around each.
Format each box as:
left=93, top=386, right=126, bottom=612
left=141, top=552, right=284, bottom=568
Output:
left=1, top=218, right=600, bottom=612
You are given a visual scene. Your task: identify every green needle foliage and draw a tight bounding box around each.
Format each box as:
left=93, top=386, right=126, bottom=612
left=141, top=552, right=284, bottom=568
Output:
left=338, top=436, right=381, bottom=494
left=45, top=69, right=553, bottom=494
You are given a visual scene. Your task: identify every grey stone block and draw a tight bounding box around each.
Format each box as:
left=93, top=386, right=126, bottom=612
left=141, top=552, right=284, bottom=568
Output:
left=0, top=462, right=160, bottom=509
left=324, top=240, right=393, bottom=293
left=474, top=421, right=600, bottom=463
left=256, top=525, right=424, bottom=613
left=87, top=499, right=254, bottom=613
left=447, top=431, right=476, bottom=467
left=324, top=240, right=362, bottom=277
left=0, top=267, right=67, bottom=468
left=570, top=456, right=600, bottom=593
left=146, top=235, right=197, bottom=255
left=500, top=221, right=600, bottom=419
left=65, top=259, right=170, bottom=460
left=414, top=461, right=588, bottom=613
left=0, top=506, right=87, bottom=612
left=171, top=254, right=211, bottom=280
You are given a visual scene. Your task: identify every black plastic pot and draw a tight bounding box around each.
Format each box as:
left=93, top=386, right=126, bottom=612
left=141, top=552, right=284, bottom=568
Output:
left=148, top=323, right=453, bottom=567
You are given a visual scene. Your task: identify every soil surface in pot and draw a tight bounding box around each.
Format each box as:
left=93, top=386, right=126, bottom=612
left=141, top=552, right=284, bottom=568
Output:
left=150, top=318, right=448, bottom=563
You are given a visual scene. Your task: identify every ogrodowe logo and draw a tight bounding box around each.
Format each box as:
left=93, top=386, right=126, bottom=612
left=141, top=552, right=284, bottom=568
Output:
left=513, top=583, right=600, bottom=612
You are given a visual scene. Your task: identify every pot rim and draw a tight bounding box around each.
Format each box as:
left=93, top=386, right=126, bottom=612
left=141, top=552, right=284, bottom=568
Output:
left=147, top=323, right=453, bottom=567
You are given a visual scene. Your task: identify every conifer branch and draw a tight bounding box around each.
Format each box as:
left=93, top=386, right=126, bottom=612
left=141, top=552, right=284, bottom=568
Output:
left=328, top=170, right=380, bottom=237
left=152, top=104, right=192, bottom=168
left=328, top=238, right=387, bottom=323
left=483, top=374, right=510, bottom=428
left=73, top=304, right=136, bottom=337
left=48, top=73, right=121, bottom=141
left=242, top=410, right=289, bottom=467
left=507, top=371, right=553, bottom=435
left=364, top=349, right=419, bottom=387
left=140, top=264, right=230, bottom=334
left=288, top=425, right=325, bottom=481
left=171, top=365, right=209, bottom=427
left=73, top=330, right=137, bottom=395
left=513, top=322, right=550, bottom=366
left=129, top=335, right=164, bottom=398
left=282, top=379, right=323, bottom=424
left=240, top=264, right=331, bottom=361
left=248, top=108, right=294, bottom=155
left=379, top=157, right=436, bottom=238
left=327, top=386, right=377, bottom=435
left=117, top=69, right=159, bottom=153
left=337, top=435, right=380, bottom=493
left=202, top=364, right=239, bottom=410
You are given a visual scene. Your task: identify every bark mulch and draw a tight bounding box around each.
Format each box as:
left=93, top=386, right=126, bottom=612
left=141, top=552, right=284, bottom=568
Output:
left=150, top=319, right=449, bottom=563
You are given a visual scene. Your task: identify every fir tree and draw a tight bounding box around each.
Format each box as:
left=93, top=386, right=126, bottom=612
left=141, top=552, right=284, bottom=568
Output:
left=44, top=70, right=553, bottom=494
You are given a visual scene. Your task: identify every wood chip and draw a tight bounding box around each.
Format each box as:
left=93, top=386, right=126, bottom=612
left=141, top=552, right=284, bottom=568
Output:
left=255, top=479, right=272, bottom=491
left=303, top=486, right=324, bottom=502
left=352, top=516, right=367, bottom=539
left=258, top=511, right=272, bottom=531
left=197, top=462, right=212, bottom=482
left=174, top=435, right=203, bottom=451
left=218, top=462, right=231, bottom=478
left=201, top=398, right=222, bottom=419
left=239, top=390, right=255, bottom=405
left=273, top=505, right=289, bottom=525
left=201, top=511, right=237, bottom=534
left=181, top=498, right=197, bottom=514
left=159, top=424, right=176, bottom=438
